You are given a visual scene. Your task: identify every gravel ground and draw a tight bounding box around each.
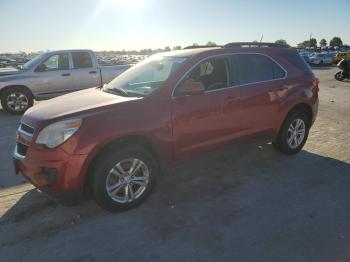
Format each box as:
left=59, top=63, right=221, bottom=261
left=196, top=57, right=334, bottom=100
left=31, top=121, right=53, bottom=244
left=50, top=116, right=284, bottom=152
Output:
left=0, top=67, right=349, bottom=262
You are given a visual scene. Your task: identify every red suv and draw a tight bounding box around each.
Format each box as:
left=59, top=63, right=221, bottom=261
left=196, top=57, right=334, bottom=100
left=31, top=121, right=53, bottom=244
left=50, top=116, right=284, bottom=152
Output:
left=14, top=43, right=319, bottom=211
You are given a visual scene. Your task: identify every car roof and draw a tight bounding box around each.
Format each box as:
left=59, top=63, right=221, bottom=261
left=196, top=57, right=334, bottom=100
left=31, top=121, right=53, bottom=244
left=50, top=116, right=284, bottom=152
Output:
left=45, top=49, right=93, bottom=54
left=161, top=46, right=295, bottom=59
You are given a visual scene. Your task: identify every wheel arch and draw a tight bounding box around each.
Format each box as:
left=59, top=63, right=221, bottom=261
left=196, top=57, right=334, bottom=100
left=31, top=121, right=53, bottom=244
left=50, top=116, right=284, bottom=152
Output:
left=0, top=85, right=34, bottom=99
left=82, top=135, right=167, bottom=193
left=278, top=102, right=313, bottom=135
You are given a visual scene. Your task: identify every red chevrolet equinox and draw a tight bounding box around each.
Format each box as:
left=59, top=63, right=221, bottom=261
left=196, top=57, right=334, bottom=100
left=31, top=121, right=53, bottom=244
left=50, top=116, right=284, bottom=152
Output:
left=14, top=43, right=319, bottom=211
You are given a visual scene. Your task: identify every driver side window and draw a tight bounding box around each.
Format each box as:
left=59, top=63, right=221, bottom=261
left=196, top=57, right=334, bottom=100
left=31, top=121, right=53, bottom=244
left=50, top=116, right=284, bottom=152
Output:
left=186, top=57, right=229, bottom=91
left=37, top=53, right=69, bottom=72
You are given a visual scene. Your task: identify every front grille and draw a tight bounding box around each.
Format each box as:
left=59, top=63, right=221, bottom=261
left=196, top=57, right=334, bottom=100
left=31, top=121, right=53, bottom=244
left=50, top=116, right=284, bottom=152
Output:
left=20, top=123, right=34, bottom=135
left=17, top=142, right=28, bottom=156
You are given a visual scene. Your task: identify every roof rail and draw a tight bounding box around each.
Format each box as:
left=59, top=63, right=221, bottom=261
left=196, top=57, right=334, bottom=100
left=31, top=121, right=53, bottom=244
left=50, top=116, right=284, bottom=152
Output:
left=224, top=42, right=290, bottom=48
left=183, top=45, right=222, bottom=50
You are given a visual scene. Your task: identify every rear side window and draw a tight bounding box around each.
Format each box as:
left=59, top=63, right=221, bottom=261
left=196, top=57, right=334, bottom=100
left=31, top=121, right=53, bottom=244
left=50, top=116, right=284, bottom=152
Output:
left=72, top=52, right=93, bottom=68
left=230, top=54, right=286, bottom=86
left=283, top=52, right=313, bottom=74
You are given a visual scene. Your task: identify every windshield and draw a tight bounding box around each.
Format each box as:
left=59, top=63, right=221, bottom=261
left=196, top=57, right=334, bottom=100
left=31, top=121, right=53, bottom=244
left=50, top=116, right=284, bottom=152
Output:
left=21, top=53, right=46, bottom=70
left=103, top=54, right=188, bottom=97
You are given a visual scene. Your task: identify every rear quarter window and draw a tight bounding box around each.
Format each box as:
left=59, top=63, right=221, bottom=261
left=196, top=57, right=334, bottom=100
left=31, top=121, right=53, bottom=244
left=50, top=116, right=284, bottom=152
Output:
left=282, top=52, right=313, bottom=75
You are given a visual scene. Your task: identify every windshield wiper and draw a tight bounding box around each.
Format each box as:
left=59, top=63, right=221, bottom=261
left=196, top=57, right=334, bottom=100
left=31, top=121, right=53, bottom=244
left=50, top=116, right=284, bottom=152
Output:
left=103, top=87, right=129, bottom=97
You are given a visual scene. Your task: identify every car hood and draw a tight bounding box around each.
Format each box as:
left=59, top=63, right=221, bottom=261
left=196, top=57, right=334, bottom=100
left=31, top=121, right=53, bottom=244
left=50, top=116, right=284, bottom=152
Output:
left=0, top=67, right=23, bottom=76
left=23, top=88, right=141, bottom=124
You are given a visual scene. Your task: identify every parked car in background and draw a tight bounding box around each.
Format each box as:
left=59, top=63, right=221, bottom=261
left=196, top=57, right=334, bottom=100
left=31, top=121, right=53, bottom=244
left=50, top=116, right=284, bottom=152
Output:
left=309, top=53, right=333, bottom=66
left=335, top=51, right=350, bottom=63
left=14, top=43, right=319, bottom=211
left=299, top=53, right=310, bottom=63
left=0, top=49, right=131, bottom=114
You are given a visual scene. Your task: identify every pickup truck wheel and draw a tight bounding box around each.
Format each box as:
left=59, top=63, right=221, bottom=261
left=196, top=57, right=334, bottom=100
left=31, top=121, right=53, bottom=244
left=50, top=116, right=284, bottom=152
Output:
left=273, top=111, right=310, bottom=155
left=1, top=87, right=33, bottom=114
left=90, top=145, right=158, bottom=212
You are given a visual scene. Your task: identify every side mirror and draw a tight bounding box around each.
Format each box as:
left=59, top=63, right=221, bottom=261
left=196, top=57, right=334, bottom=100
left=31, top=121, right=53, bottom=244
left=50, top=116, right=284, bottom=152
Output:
left=176, top=79, right=205, bottom=96
left=35, top=64, right=46, bottom=72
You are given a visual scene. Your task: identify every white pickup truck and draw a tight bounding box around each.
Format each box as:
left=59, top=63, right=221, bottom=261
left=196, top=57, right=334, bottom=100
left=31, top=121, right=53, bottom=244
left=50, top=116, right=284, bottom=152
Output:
left=0, top=49, right=132, bottom=114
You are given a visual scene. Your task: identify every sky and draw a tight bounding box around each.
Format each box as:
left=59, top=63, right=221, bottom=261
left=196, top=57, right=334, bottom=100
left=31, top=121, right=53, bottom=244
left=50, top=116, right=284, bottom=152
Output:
left=0, top=0, right=349, bottom=53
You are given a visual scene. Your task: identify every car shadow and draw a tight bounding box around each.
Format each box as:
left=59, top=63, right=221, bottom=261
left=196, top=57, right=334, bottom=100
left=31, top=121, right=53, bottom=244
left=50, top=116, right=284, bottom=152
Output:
left=1, top=141, right=350, bottom=240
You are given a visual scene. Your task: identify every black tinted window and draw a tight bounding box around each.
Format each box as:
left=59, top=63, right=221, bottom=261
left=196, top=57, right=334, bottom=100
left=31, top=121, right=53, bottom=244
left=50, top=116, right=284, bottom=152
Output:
left=271, top=60, right=286, bottom=78
left=186, top=57, right=229, bottom=91
left=231, top=54, right=286, bottom=85
left=283, top=52, right=312, bottom=74
left=72, top=52, right=93, bottom=68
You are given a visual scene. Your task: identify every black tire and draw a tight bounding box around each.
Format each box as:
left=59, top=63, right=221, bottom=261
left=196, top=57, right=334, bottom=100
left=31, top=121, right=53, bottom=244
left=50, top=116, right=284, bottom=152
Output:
left=334, top=71, right=345, bottom=81
left=90, top=144, right=158, bottom=212
left=273, top=111, right=310, bottom=155
left=0, top=86, right=34, bottom=114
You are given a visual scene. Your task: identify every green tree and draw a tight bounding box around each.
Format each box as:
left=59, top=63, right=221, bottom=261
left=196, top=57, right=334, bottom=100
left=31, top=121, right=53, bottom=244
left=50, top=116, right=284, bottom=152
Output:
left=173, top=46, right=182, bottom=50
left=297, top=40, right=310, bottom=48
left=319, top=39, right=327, bottom=47
left=164, top=46, right=171, bottom=51
left=275, top=39, right=288, bottom=45
left=309, top=38, right=317, bottom=48
left=330, top=37, right=343, bottom=47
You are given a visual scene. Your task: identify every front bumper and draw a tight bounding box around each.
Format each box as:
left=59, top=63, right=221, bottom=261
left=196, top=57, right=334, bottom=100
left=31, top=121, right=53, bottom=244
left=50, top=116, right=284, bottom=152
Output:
left=13, top=142, right=88, bottom=203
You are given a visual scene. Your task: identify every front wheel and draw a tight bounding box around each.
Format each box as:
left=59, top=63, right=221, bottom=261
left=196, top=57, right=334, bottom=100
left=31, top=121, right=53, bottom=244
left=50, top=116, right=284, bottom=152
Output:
left=90, top=145, right=158, bottom=212
left=334, top=71, right=345, bottom=81
left=0, top=87, right=33, bottom=114
left=273, top=111, right=310, bottom=155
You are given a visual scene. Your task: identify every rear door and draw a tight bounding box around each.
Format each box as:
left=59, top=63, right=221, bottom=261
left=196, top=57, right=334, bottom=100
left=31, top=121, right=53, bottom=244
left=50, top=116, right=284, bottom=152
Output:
left=229, top=53, right=287, bottom=136
left=172, top=56, right=240, bottom=157
left=71, top=51, right=101, bottom=91
left=33, top=52, right=74, bottom=99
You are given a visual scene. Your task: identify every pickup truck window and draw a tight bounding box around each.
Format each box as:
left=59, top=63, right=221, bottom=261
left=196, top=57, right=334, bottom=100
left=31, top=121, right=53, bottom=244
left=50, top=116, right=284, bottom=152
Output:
left=36, top=53, right=69, bottom=72
left=104, top=55, right=188, bottom=97
left=72, top=52, right=93, bottom=68
left=42, top=54, right=69, bottom=70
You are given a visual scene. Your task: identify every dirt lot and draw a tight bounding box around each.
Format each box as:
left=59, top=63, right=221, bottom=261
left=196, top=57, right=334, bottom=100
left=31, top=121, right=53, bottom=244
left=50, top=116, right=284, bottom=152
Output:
left=0, top=67, right=349, bottom=262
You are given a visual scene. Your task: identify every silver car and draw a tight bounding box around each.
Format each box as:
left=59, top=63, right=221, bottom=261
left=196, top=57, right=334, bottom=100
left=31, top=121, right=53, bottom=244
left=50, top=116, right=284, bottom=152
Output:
left=0, top=49, right=131, bottom=114
left=309, top=53, right=333, bottom=66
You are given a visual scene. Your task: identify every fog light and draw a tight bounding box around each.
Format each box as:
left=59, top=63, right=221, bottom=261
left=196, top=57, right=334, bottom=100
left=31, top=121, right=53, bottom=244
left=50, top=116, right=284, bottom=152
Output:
left=37, top=168, right=58, bottom=185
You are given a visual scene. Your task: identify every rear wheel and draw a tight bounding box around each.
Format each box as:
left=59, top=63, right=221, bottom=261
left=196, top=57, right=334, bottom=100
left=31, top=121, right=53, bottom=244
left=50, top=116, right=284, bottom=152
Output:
left=273, top=111, right=310, bottom=155
left=90, top=145, right=158, bottom=212
left=1, top=86, right=33, bottom=114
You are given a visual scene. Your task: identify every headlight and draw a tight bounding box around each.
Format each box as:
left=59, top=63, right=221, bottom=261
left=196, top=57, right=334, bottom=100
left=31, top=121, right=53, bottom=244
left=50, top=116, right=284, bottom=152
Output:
left=36, top=118, right=82, bottom=148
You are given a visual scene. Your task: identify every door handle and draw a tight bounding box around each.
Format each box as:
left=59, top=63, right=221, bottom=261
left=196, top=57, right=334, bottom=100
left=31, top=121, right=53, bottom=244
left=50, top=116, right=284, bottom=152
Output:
left=61, top=73, right=70, bottom=77
left=89, top=71, right=97, bottom=74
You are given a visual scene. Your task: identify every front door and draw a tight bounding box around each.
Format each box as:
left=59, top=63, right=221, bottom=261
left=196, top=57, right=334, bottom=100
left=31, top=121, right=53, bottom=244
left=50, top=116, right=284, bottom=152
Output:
left=172, top=56, right=240, bottom=158
left=34, top=52, right=74, bottom=99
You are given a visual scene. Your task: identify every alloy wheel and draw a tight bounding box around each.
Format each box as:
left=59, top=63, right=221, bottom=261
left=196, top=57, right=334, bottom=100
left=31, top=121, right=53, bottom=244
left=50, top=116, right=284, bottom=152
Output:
left=6, top=92, right=29, bottom=112
left=105, top=158, right=149, bottom=203
left=287, top=118, right=306, bottom=149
